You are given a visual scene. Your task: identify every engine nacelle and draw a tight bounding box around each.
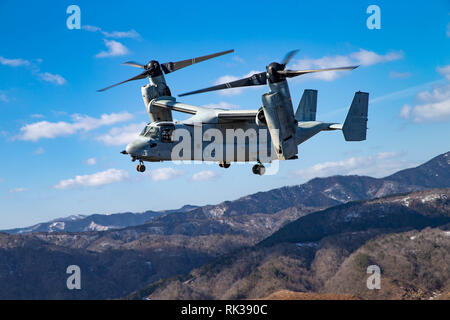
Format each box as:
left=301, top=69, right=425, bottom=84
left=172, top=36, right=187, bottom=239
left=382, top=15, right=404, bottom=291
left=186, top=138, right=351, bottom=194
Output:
left=142, top=76, right=173, bottom=123
left=255, top=107, right=267, bottom=126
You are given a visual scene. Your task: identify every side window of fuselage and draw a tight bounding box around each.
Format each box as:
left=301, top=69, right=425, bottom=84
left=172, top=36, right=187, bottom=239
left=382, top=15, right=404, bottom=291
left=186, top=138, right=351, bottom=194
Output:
left=160, top=127, right=173, bottom=143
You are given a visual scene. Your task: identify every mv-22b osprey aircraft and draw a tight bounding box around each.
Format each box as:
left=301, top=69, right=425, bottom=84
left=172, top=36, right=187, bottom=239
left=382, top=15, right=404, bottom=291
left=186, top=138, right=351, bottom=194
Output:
left=98, top=49, right=369, bottom=175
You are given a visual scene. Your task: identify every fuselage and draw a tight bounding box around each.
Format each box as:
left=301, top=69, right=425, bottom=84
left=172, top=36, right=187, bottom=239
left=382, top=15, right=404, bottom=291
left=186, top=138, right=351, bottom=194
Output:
left=125, top=119, right=335, bottom=164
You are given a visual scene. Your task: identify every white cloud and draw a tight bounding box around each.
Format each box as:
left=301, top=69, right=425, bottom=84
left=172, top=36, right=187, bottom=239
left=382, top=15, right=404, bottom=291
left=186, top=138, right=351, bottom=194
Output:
left=203, top=102, right=241, bottom=110
left=232, top=56, right=245, bottom=64
left=82, top=25, right=101, bottom=32
left=389, top=71, right=412, bottom=79
left=17, top=112, right=133, bottom=141
left=0, top=93, right=8, bottom=102
left=416, top=84, right=450, bottom=103
left=437, top=65, right=450, bottom=81
left=96, top=122, right=145, bottom=146
left=296, top=157, right=366, bottom=179
left=38, top=72, right=67, bottom=85
left=102, top=30, right=140, bottom=39
left=350, top=49, right=403, bottom=66
left=371, top=80, right=442, bottom=105
left=54, top=168, right=129, bottom=189
left=34, top=147, right=45, bottom=155
left=148, top=167, right=184, bottom=181
left=96, top=39, right=130, bottom=58
left=399, top=105, right=412, bottom=118
left=82, top=25, right=140, bottom=39
left=0, top=56, right=30, bottom=67
left=292, top=49, right=403, bottom=81
left=191, top=170, right=219, bottom=181
left=399, top=84, right=450, bottom=123
left=9, top=187, right=27, bottom=193
left=398, top=65, right=450, bottom=123
left=376, top=151, right=401, bottom=160
left=0, top=56, right=66, bottom=86
left=86, top=158, right=96, bottom=165
left=294, top=152, right=410, bottom=181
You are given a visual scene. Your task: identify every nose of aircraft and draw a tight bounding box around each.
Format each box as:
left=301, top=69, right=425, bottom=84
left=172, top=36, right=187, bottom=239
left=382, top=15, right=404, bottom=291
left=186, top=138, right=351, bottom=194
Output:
left=125, top=137, right=150, bottom=155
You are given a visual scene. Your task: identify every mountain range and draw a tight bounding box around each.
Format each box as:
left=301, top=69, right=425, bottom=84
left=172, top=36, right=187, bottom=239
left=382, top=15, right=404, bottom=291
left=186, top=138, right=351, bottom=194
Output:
left=0, top=151, right=448, bottom=299
left=132, top=188, right=449, bottom=300
left=1, top=205, right=198, bottom=234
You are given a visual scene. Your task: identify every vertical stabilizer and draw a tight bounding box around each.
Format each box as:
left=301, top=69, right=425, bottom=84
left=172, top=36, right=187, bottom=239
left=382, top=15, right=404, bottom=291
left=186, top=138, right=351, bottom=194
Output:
left=342, top=92, right=369, bottom=141
left=295, top=89, right=317, bottom=121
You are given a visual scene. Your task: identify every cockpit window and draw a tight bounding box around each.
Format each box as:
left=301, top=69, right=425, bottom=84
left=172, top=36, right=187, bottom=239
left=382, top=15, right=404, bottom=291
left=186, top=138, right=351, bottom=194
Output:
left=140, top=126, right=159, bottom=138
left=146, top=127, right=159, bottom=138
left=140, top=126, right=147, bottom=136
left=140, top=124, right=174, bottom=142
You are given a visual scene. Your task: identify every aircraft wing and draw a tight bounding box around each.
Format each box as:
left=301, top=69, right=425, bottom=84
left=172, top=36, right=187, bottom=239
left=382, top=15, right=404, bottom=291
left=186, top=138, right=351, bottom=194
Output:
left=151, top=98, right=257, bottom=122
left=216, top=110, right=257, bottom=121
left=151, top=98, right=209, bottom=115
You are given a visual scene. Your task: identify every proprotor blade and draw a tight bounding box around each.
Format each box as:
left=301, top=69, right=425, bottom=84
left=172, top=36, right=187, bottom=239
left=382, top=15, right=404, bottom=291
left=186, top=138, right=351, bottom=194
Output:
left=278, top=65, right=359, bottom=78
left=97, top=70, right=148, bottom=92
left=178, top=72, right=267, bottom=97
left=280, top=49, right=299, bottom=66
left=123, top=61, right=146, bottom=69
left=162, top=49, right=234, bottom=74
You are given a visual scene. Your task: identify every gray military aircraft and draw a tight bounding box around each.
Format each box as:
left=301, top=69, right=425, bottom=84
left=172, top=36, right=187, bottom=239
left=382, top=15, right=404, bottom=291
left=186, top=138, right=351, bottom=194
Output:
left=98, top=49, right=368, bottom=175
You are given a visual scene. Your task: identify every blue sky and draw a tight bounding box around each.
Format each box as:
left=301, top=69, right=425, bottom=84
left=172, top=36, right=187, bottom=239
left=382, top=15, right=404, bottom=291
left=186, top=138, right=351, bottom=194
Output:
left=0, top=0, right=449, bottom=229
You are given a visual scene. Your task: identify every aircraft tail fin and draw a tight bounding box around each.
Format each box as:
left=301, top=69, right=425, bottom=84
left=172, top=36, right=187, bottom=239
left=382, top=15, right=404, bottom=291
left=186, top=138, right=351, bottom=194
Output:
left=295, top=89, right=317, bottom=121
left=342, top=92, right=369, bottom=141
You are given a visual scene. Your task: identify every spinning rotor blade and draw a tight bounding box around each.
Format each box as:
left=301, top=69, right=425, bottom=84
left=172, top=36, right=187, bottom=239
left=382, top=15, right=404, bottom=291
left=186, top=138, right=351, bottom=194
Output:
left=123, top=61, right=146, bottom=69
left=97, top=70, right=148, bottom=92
left=280, top=49, right=299, bottom=66
left=178, top=51, right=359, bottom=97
left=178, top=72, right=267, bottom=97
left=278, top=65, right=359, bottom=78
left=99, top=49, right=234, bottom=92
left=162, top=49, right=234, bottom=74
